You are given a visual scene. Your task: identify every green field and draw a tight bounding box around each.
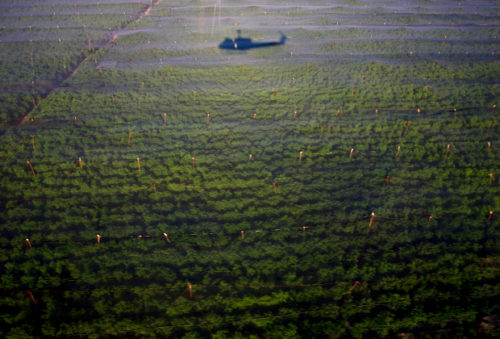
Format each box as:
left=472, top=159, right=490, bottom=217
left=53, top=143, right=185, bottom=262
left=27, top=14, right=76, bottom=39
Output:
left=0, top=0, right=499, bottom=337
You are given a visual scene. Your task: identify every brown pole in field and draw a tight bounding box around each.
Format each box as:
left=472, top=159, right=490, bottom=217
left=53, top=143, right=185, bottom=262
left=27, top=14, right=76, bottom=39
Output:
left=78, top=157, right=82, bottom=168
left=396, top=145, right=401, bottom=159
left=272, top=182, right=277, bottom=193
left=253, top=113, right=257, bottom=119
left=368, top=212, right=375, bottom=231
left=445, top=144, right=450, bottom=157
left=191, top=157, right=196, bottom=168
left=375, top=108, right=379, bottom=117
left=25, top=238, right=32, bottom=248
left=162, top=113, right=167, bottom=124
left=26, top=161, right=35, bottom=176
left=429, top=215, right=433, bottom=221
left=299, top=151, right=303, bottom=161
left=489, top=211, right=493, bottom=222
left=206, top=113, right=210, bottom=124
left=96, top=234, right=101, bottom=244
left=386, top=175, right=391, bottom=185
left=188, top=283, right=193, bottom=299
left=248, top=154, right=253, bottom=163
left=136, top=157, right=141, bottom=172
left=488, top=141, right=492, bottom=153
left=349, top=281, right=360, bottom=295
left=241, top=230, right=245, bottom=240
left=293, top=111, right=297, bottom=119
left=163, top=232, right=171, bottom=243
left=349, top=148, right=354, bottom=158
left=25, top=290, right=37, bottom=304
left=153, top=183, right=157, bottom=193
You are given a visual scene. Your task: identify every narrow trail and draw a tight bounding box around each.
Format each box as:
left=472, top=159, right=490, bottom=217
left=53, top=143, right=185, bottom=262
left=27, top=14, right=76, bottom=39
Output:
left=16, top=0, right=162, bottom=126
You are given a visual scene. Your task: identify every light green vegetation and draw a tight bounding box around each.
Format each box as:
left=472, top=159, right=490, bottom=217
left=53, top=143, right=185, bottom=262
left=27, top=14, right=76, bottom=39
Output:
left=0, top=0, right=499, bottom=337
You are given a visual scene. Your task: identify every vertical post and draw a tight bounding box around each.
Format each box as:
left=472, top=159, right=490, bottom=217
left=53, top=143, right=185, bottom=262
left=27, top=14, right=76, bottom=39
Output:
left=489, top=211, right=494, bottom=222
left=163, top=232, right=171, bottom=243
left=153, top=183, right=157, bottom=193
left=136, top=157, right=141, bottom=172
left=206, top=113, right=210, bottom=124
left=445, top=144, right=450, bottom=157
left=396, top=145, right=401, bottom=159
left=349, top=281, right=360, bottom=295
left=25, top=290, right=37, bottom=304
left=26, top=161, right=35, bottom=176
left=188, top=283, right=193, bottom=299
left=429, top=215, right=433, bottom=221
left=163, top=113, right=167, bottom=124
left=488, top=141, right=492, bottom=153
left=375, top=108, right=379, bottom=117
left=78, top=157, right=83, bottom=168
left=272, top=182, right=277, bottom=193
left=349, top=148, right=354, bottom=158
left=96, top=234, right=101, bottom=244
left=191, top=157, right=196, bottom=168
left=368, top=212, right=375, bottom=231
left=248, top=154, right=253, bottom=163
left=386, top=175, right=391, bottom=185
left=299, top=151, right=303, bottom=161
left=241, top=230, right=245, bottom=240
left=25, top=238, right=32, bottom=248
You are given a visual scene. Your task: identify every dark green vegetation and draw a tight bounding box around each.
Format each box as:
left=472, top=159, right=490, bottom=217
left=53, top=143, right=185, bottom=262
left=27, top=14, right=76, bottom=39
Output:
left=0, top=0, right=499, bottom=337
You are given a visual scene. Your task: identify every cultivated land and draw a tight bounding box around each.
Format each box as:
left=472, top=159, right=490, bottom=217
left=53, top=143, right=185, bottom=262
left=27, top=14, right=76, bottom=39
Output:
left=0, top=0, right=499, bottom=337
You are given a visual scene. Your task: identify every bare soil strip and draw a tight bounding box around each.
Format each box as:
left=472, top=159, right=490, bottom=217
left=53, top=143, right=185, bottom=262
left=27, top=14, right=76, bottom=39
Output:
left=15, top=0, right=161, bottom=126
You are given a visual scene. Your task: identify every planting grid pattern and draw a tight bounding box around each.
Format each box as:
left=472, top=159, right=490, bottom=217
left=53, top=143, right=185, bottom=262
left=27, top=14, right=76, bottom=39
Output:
left=0, top=0, right=499, bottom=337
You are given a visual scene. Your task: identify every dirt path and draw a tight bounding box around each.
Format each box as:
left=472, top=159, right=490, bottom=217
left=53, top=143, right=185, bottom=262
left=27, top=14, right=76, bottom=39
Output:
left=16, top=0, right=162, bottom=126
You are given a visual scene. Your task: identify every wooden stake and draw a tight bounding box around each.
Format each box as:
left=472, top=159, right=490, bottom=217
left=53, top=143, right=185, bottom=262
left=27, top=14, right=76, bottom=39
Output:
left=368, top=212, right=375, bottom=231
left=127, top=131, right=132, bottom=145
left=253, top=113, right=257, bottom=119
left=77, top=157, right=82, bottom=168
left=349, top=148, right=354, bottom=158
left=248, top=154, right=253, bottom=163
left=428, top=215, right=433, bottom=221
left=349, top=281, right=360, bottom=295
left=162, top=113, right=167, bottom=124
left=293, top=111, right=297, bottom=119
left=206, top=113, right=210, bottom=124
left=445, top=144, right=450, bottom=157
left=25, top=238, right=32, bottom=248
left=96, top=234, right=101, bottom=244
left=191, top=157, right=196, bottom=168
left=187, top=283, right=193, bottom=299
left=396, top=145, right=401, bottom=159
left=25, top=290, right=37, bottom=304
left=241, top=230, right=245, bottom=240
left=386, top=175, right=391, bottom=185
left=375, top=108, right=379, bottom=117
left=299, top=151, right=303, bottom=161
left=136, top=157, right=141, bottom=172
left=488, top=141, right=492, bottom=153
left=489, top=211, right=493, bottom=222
left=272, top=182, right=277, bottom=193
left=163, top=232, right=171, bottom=243
left=26, top=161, right=35, bottom=176
left=153, top=183, right=157, bottom=193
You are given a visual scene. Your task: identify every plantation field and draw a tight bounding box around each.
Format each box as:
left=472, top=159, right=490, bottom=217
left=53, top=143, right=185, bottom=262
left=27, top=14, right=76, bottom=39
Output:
left=0, top=0, right=499, bottom=337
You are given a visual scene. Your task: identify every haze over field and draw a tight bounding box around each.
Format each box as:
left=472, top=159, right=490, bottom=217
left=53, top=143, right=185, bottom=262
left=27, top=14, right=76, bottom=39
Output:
left=0, top=0, right=499, bottom=337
